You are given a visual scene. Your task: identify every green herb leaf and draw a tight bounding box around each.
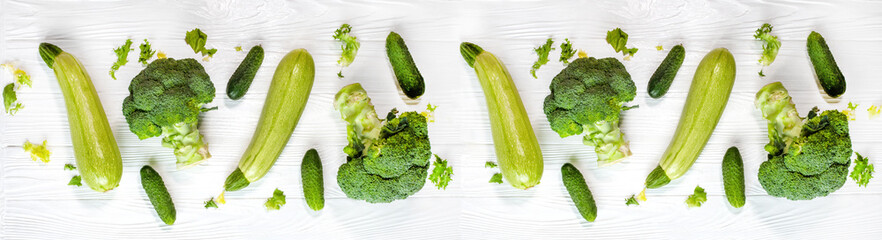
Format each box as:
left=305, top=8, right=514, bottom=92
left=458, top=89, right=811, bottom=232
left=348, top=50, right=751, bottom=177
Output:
left=138, top=39, right=156, bottom=65
left=559, top=38, right=576, bottom=64
left=530, top=38, right=554, bottom=78
left=3, top=83, right=23, bottom=115
left=333, top=24, right=360, bottom=78
left=429, top=154, right=454, bottom=190
left=485, top=161, right=498, bottom=168
left=606, top=28, right=638, bottom=57
left=851, top=153, right=875, bottom=187
left=110, top=39, right=133, bottom=80
left=626, top=195, right=640, bottom=206
left=64, top=164, right=76, bottom=171
left=185, top=28, right=217, bottom=58
left=204, top=197, right=219, bottom=209
left=68, top=175, right=82, bottom=187
left=685, top=185, right=707, bottom=208
left=489, top=173, right=503, bottom=184
left=754, top=23, right=781, bottom=67
left=264, top=188, right=286, bottom=210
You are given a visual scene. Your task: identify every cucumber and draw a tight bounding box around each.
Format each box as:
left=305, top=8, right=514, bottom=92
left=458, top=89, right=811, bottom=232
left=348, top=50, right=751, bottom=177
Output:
left=561, top=163, right=597, bottom=222
left=386, top=32, right=425, bottom=99
left=647, top=44, right=685, bottom=98
left=226, top=45, right=264, bottom=100
left=301, top=148, right=324, bottom=211
left=140, top=165, right=175, bottom=225
left=807, top=31, right=845, bottom=98
left=722, top=146, right=745, bottom=208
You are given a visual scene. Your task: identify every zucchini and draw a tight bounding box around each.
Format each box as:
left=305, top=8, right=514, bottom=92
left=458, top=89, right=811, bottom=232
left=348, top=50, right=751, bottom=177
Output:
left=301, top=148, right=324, bottom=211
left=722, top=146, right=745, bottom=208
left=226, top=45, right=265, bottom=100
left=644, top=48, right=736, bottom=189
left=561, top=163, right=597, bottom=222
left=460, top=42, right=544, bottom=189
left=386, top=32, right=425, bottom=99
left=647, top=44, right=685, bottom=98
left=140, top=165, right=175, bottom=225
left=39, top=43, right=122, bottom=192
left=224, top=49, right=316, bottom=191
left=807, top=31, right=845, bottom=98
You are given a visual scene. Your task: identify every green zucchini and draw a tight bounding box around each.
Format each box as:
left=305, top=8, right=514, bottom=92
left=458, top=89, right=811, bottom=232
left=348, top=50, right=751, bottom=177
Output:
left=722, top=146, right=745, bottom=208
left=644, top=48, right=736, bottom=189
left=224, top=49, right=316, bottom=191
left=460, top=42, right=544, bottom=190
left=140, top=165, right=175, bottom=225
left=226, top=45, right=265, bottom=100
left=807, top=31, right=845, bottom=98
left=386, top=32, right=425, bottom=99
left=39, top=43, right=123, bottom=192
left=301, top=148, right=324, bottom=211
left=561, top=163, right=597, bottom=222
left=647, top=44, right=685, bottom=98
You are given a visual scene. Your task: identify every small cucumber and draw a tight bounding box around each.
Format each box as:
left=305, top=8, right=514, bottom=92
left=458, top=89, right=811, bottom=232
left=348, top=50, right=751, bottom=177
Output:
left=226, top=45, right=264, bottom=100
left=807, top=31, right=845, bottom=98
left=561, top=163, right=597, bottom=222
left=647, top=44, right=685, bottom=98
left=140, top=165, right=176, bottom=225
left=386, top=32, right=425, bottom=99
left=722, top=146, right=745, bottom=208
left=301, top=149, right=324, bottom=211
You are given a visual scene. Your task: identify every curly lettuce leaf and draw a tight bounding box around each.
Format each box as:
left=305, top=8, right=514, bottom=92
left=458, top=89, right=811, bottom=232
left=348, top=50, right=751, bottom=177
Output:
left=559, top=38, right=576, bottom=64
left=110, top=39, right=133, bottom=80
left=185, top=28, right=217, bottom=58
left=333, top=24, right=360, bottom=78
left=23, top=140, right=50, bottom=163
left=68, top=175, right=82, bottom=187
left=754, top=23, right=781, bottom=67
left=264, top=188, right=286, bottom=210
left=530, top=38, right=554, bottom=78
left=429, top=154, right=454, bottom=190
left=851, top=153, right=874, bottom=187
left=606, top=28, right=638, bottom=57
left=489, top=173, right=503, bottom=184
left=138, top=39, right=156, bottom=65
left=3, top=83, right=22, bottom=115
left=685, top=185, right=707, bottom=208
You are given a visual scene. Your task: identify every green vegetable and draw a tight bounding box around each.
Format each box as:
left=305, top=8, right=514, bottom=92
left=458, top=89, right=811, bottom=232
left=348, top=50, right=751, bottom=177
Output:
left=3, top=83, right=22, bottom=115
left=138, top=39, right=155, bottom=65
left=754, top=23, right=780, bottom=68
left=226, top=45, right=265, bottom=100
left=544, top=56, right=637, bottom=165
left=334, top=83, right=432, bottom=203
left=561, top=163, right=597, bottom=222
left=265, top=188, right=286, bottom=210
left=224, top=49, right=315, bottom=191
left=807, top=31, right=845, bottom=98
left=843, top=102, right=859, bottom=121
left=460, top=42, right=544, bottom=189
left=140, top=166, right=175, bottom=225
left=301, top=149, right=324, bottom=211
left=23, top=140, right=51, bottom=163
left=429, top=154, right=453, bottom=190
left=204, top=197, right=218, bottom=209
left=386, top=31, right=425, bottom=99
left=755, top=82, right=852, bottom=200
left=722, top=146, right=745, bottom=208
left=485, top=161, right=497, bottom=168
left=489, top=173, right=503, bottom=184
left=559, top=38, right=576, bottom=64
left=1, top=64, right=32, bottom=87
left=122, top=58, right=215, bottom=169
left=606, top=28, right=638, bottom=57
left=685, top=185, right=707, bottom=208
left=40, top=43, right=123, bottom=192
left=185, top=28, right=217, bottom=57
left=110, top=39, right=133, bottom=80
left=644, top=48, right=736, bottom=189
left=333, top=24, right=360, bottom=78
left=64, top=164, right=76, bottom=171
left=68, top=175, right=82, bottom=187
left=647, top=44, right=685, bottom=98
left=851, top=153, right=874, bottom=187
left=625, top=195, right=639, bottom=206
left=530, top=38, right=554, bottom=78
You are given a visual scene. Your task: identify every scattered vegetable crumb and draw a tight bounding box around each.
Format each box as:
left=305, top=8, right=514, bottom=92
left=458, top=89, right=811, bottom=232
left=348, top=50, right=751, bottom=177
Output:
left=759, top=69, right=766, bottom=77
left=68, top=175, right=82, bottom=187
left=138, top=39, right=156, bottom=65
left=843, top=102, right=859, bottom=121
left=489, top=173, right=503, bottom=184
left=429, top=154, right=453, bottom=190
left=23, top=140, right=51, bottom=163
left=869, top=105, right=881, bottom=119
left=530, top=38, right=554, bottom=79
left=204, top=197, right=219, bottom=209
left=264, top=188, right=286, bottom=210
left=636, top=189, right=647, bottom=201
left=625, top=195, right=640, bottom=206
left=485, top=161, right=498, bottom=168
left=577, top=50, right=588, bottom=59
left=559, top=38, right=576, bottom=64
left=656, top=45, right=664, bottom=51
left=606, top=28, right=638, bottom=57
left=185, top=28, right=217, bottom=57
left=110, top=39, right=133, bottom=80
left=851, top=153, right=874, bottom=187
left=3, top=83, right=23, bottom=115
left=333, top=24, right=360, bottom=78
left=235, top=46, right=243, bottom=52
left=64, top=164, right=76, bottom=171
left=2, top=64, right=32, bottom=87
left=217, top=192, right=226, bottom=204
left=421, top=103, right=437, bottom=122
left=685, top=185, right=707, bottom=208
left=157, top=51, right=167, bottom=59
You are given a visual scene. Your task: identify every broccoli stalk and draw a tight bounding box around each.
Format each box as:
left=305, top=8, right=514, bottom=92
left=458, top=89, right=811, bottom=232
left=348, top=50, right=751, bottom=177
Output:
left=543, top=57, right=637, bottom=166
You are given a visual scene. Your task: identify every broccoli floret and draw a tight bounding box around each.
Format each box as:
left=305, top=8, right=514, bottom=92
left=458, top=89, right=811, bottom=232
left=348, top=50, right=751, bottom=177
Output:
left=334, top=83, right=431, bottom=203
left=543, top=57, right=636, bottom=166
left=122, top=58, right=215, bottom=168
left=755, top=82, right=853, bottom=200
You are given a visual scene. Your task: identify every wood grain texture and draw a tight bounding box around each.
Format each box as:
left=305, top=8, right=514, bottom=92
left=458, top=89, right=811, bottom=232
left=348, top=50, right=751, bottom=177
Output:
left=3, top=0, right=882, bottom=239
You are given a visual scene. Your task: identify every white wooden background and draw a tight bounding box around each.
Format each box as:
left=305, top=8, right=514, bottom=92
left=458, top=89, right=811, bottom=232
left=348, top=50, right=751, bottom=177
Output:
left=2, top=0, right=882, bottom=239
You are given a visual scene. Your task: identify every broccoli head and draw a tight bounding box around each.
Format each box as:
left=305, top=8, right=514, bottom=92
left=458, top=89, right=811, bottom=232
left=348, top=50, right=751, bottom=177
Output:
left=755, top=82, right=852, bottom=200
left=123, top=58, right=215, bottom=168
left=334, top=83, right=431, bottom=203
left=543, top=57, right=636, bottom=166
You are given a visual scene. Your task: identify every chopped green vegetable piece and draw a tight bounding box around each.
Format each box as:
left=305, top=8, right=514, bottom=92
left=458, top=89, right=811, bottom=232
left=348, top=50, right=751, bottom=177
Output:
left=2, top=64, right=32, bottom=87
left=235, top=46, right=243, bottom=52
left=759, top=69, right=766, bottom=77
left=204, top=197, right=219, bottom=208
left=656, top=45, right=664, bottom=51
left=685, top=185, right=707, bottom=208
left=110, top=39, right=133, bottom=80
left=421, top=103, right=437, bottom=122
left=606, top=28, right=638, bottom=57
left=843, top=102, right=859, bottom=121
left=869, top=105, right=881, bottom=119
left=485, top=161, right=498, bottom=168
left=68, top=175, right=82, bottom=187
left=559, top=38, right=576, bottom=64
left=138, top=39, right=156, bottom=65
left=264, top=188, right=286, bottom=210
left=625, top=195, right=640, bottom=206
left=333, top=24, right=360, bottom=78
left=23, top=140, right=51, bottom=163
left=530, top=38, right=554, bottom=78
left=64, top=164, right=76, bottom=171
left=429, top=154, right=453, bottom=190
left=754, top=23, right=780, bottom=67
left=3, top=83, right=22, bottom=115
left=489, top=173, right=503, bottom=184
left=185, top=28, right=217, bottom=57
left=851, top=153, right=874, bottom=187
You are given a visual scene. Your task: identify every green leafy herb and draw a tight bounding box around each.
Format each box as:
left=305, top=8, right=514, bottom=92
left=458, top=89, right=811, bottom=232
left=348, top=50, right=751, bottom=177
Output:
left=559, top=38, right=576, bottom=64
left=530, top=38, right=554, bottom=78
left=110, top=39, right=133, bottom=80
left=264, top=188, right=286, bottom=210
left=3, top=83, right=22, bottom=115
left=185, top=28, right=217, bottom=58
left=68, top=175, right=82, bottom=187
left=138, top=39, right=156, bottom=65
left=429, top=154, right=453, bottom=190
left=485, top=161, right=498, bottom=168
left=625, top=195, right=640, bottom=206
left=851, top=153, right=874, bottom=187
left=606, top=28, right=638, bottom=57
left=685, top=185, right=707, bottom=208
left=333, top=24, right=360, bottom=78
left=64, top=164, right=76, bottom=171
left=489, top=173, right=503, bottom=184
left=23, top=140, right=50, bottom=163
left=754, top=23, right=781, bottom=67
left=204, top=197, right=219, bottom=209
